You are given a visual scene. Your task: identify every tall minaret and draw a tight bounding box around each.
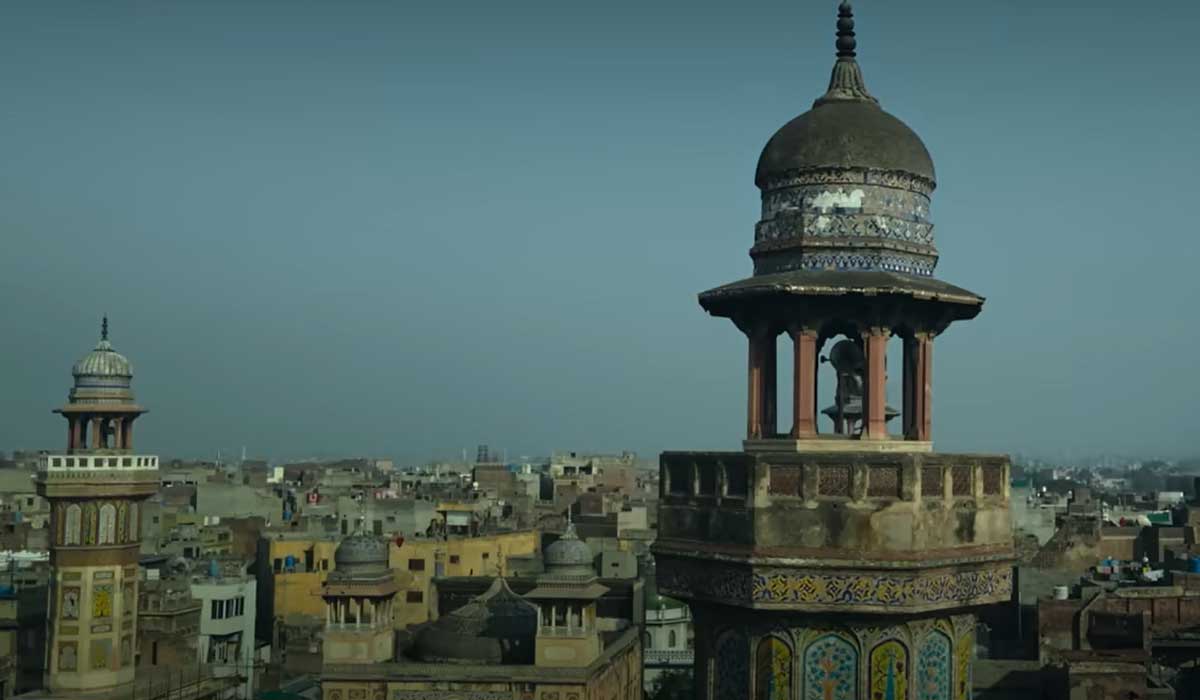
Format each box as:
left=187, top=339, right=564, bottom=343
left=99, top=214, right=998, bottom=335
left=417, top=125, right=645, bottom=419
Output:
left=36, top=318, right=160, bottom=695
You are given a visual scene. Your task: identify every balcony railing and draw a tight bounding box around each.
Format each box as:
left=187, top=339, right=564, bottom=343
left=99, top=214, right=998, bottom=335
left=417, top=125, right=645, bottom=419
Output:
left=645, top=648, right=694, bottom=665
left=40, top=454, right=159, bottom=472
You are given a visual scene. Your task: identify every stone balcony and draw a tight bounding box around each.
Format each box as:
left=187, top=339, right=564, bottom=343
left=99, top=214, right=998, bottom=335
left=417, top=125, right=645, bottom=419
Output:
left=653, top=450, right=1014, bottom=614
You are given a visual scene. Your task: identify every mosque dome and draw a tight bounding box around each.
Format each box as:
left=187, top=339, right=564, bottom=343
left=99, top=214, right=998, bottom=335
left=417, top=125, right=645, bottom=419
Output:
left=333, top=530, right=389, bottom=577
left=413, top=577, right=537, bottom=664
left=748, top=2, right=941, bottom=279
left=544, top=523, right=594, bottom=578
left=68, top=317, right=136, bottom=404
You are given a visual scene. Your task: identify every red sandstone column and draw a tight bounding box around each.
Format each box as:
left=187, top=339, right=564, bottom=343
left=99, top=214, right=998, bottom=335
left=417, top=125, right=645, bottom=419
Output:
left=746, top=329, right=766, bottom=440
left=124, top=418, right=134, bottom=450
left=915, top=332, right=933, bottom=441
left=791, top=328, right=818, bottom=438
left=68, top=417, right=80, bottom=450
left=113, top=418, right=124, bottom=451
left=762, top=332, right=777, bottom=438
left=861, top=328, right=890, bottom=440
left=92, top=417, right=103, bottom=449
left=902, top=336, right=916, bottom=439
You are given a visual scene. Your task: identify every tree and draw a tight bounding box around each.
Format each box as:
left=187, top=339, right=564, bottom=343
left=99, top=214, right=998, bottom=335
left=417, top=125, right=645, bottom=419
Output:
left=647, top=669, right=694, bottom=700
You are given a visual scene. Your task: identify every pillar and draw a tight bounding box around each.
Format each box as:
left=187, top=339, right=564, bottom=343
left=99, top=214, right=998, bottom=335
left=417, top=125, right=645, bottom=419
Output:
left=762, top=334, right=777, bottom=438
left=746, top=329, right=766, bottom=439
left=91, top=417, right=103, bottom=449
left=913, top=332, right=933, bottom=441
left=113, top=419, right=124, bottom=452
left=861, top=327, right=890, bottom=439
left=790, top=328, right=819, bottom=438
left=69, top=417, right=81, bottom=450
left=124, top=418, right=134, bottom=450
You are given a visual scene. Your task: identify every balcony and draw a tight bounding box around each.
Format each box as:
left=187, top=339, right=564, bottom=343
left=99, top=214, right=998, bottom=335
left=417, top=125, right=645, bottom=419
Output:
left=653, top=450, right=1014, bottom=614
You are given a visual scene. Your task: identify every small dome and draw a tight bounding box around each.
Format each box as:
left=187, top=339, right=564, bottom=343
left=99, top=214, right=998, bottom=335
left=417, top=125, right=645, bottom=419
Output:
left=72, top=339, right=133, bottom=380
left=544, top=523, right=594, bottom=577
left=413, top=578, right=537, bottom=664
left=333, top=531, right=389, bottom=576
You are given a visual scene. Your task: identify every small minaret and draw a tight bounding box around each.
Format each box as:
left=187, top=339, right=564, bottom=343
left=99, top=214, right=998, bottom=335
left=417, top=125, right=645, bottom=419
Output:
left=37, top=318, right=160, bottom=695
left=321, top=529, right=397, bottom=664
left=526, top=522, right=608, bottom=667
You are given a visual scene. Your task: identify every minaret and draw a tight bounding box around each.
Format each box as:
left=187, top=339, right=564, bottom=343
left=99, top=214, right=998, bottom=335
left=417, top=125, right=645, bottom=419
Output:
left=653, top=4, right=1014, bottom=699
left=36, top=319, right=160, bottom=695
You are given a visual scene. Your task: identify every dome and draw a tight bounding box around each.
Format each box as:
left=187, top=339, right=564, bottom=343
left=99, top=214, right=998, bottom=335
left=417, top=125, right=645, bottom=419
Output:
left=755, top=101, right=934, bottom=187
left=544, top=522, right=594, bottom=577
left=746, top=2, right=942, bottom=279
left=68, top=318, right=137, bottom=405
left=333, top=531, right=389, bottom=576
left=413, top=577, right=537, bottom=664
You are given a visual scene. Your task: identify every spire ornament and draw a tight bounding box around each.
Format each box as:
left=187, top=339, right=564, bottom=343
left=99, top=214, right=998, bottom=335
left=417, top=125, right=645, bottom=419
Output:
left=814, top=1, right=878, bottom=106
left=101, top=316, right=109, bottom=342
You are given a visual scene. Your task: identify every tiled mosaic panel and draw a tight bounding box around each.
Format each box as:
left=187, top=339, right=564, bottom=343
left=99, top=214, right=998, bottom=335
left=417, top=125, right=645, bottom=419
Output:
left=921, top=467, right=943, bottom=497
left=751, top=568, right=1012, bottom=607
left=950, top=466, right=972, bottom=497
left=819, top=465, right=851, bottom=497
left=981, top=466, right=1003, bottom=496
left=716, top=631, right=749, bottom=700
left=870, top=640, right=908, bottom=700
left=916, top=631, right=951, bottom=700
left=804, top=634, right=857, bottom=700
left=769, top=466, right=802, bottom=497
left=868, top=466, right=901, bottom=499
left=954, top=633, right=972, bottom=700
left=755, top=636, right=792, bottom=700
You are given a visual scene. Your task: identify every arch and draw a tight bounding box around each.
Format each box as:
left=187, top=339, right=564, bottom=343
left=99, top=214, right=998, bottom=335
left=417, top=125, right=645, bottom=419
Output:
left=64, top=504, right=82, bottom=546
left=669, top=629, right=677, bottom=648
left=803, top=633, right=857, bottom=700
left=82, top=503, right=97, bottom=544
left=117, top=502, right=128, bottom=544
left=715, top=630, right=749, bottom=700
left=755, top=635, right=793, bottom=700
left=916, top=630, right=951, bottom=700
left=98, top=504, right=117, bottom=545
left=870, top=639, right=908, bottom=700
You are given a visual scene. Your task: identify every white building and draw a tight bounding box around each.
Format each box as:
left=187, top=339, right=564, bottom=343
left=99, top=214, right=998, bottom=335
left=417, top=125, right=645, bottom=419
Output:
left=190, top=559, right=257, bottom=699
left=642, top=570, right=693, bottom=690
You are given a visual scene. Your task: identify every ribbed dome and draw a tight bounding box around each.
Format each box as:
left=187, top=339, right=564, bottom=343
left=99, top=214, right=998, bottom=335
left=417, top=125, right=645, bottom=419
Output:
left=68, top=318, right=137, bottom=405
left=544, top=523, right=594, bottom=577
left=334, top=531, right=389, bottom=576
left=72, top=339, right=133, bottom=380
left=413, top=577, right=537, bottom=664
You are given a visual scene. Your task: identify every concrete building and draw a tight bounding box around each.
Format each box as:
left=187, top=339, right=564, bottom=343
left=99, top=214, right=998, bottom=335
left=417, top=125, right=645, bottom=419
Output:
left=651, top=5, right=1013, bottom=699
left=191, top=560, right=258, bottom=699
left=35, top=319, right=160, bottom=696
left=642, top=570, right=693, bottom=691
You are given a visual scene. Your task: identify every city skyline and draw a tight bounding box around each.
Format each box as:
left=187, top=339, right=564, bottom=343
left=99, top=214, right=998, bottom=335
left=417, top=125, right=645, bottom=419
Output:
left=3, top=0, right=1199, bottom=461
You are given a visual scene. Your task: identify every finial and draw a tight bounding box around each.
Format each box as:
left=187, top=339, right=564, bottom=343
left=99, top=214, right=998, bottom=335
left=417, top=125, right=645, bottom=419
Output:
left=101, top=316, right=109, bottom=342
left=814, top=1, right=877, bottom=106
left=836, top=1, right=856, bottom=58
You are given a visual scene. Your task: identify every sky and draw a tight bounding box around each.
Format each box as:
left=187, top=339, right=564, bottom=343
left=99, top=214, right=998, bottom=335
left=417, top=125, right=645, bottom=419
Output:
left=1, top=0, right=1198, bottom=464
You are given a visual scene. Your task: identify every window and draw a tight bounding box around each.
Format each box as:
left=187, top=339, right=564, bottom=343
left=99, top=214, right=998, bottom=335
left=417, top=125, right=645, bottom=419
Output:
left=406, top=591, right=423, bottom=603
left=408, top=559, right=425, bottom=572
left=321, top=559, right=329, bottom=571
left=273, top=559, right=282, bottom=573
left=669, top=630, right=677, bottom=648
left=482, top=552, right=489, bottom=560
left=211, top=600, right=224, bottom=620
left=449, top=555, right=460, bottom=564
left=25, top=497, right=33, bottom=507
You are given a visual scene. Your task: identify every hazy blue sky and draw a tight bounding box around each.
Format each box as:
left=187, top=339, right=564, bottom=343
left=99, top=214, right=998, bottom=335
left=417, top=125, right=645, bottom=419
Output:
left=2, top=1, right=1198, bottom=463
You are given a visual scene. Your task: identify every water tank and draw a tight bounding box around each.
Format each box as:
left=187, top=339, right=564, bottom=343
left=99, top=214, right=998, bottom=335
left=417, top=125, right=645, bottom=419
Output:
left=284, top=555, right=296, bottom=572
left=1053, top=586, right=1069, bottom=600
left=1190, top=557, right=1200, bottom=574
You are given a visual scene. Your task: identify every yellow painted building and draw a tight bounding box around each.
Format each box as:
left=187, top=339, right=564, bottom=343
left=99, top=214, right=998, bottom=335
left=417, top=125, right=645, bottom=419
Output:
left=390, top=530, right=539, bottom=627
left=261, top=530, right=539, bottom=630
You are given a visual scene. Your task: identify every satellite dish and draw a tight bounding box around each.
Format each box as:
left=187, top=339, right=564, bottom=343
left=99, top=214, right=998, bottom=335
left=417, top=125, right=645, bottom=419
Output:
left=828, top=339, right=864, bottom=373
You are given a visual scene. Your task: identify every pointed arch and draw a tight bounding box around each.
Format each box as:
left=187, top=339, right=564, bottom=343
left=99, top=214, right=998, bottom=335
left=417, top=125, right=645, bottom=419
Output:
left=64, top=504, right=82, bottom=545
left=916, top=630, right=951, bottom=700
left=803, top=633, right=857, bottom=700
left=755, top=635, right=793, bottom=700
left=870, top=639, right=908, bottom=700
left=715, top=629, right=750, bottom=700
left=98, top=503, right=117, bottom=545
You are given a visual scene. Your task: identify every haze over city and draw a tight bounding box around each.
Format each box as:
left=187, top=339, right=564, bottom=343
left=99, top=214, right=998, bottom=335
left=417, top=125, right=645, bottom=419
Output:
left=3, top=0, right=1198, bottom=461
